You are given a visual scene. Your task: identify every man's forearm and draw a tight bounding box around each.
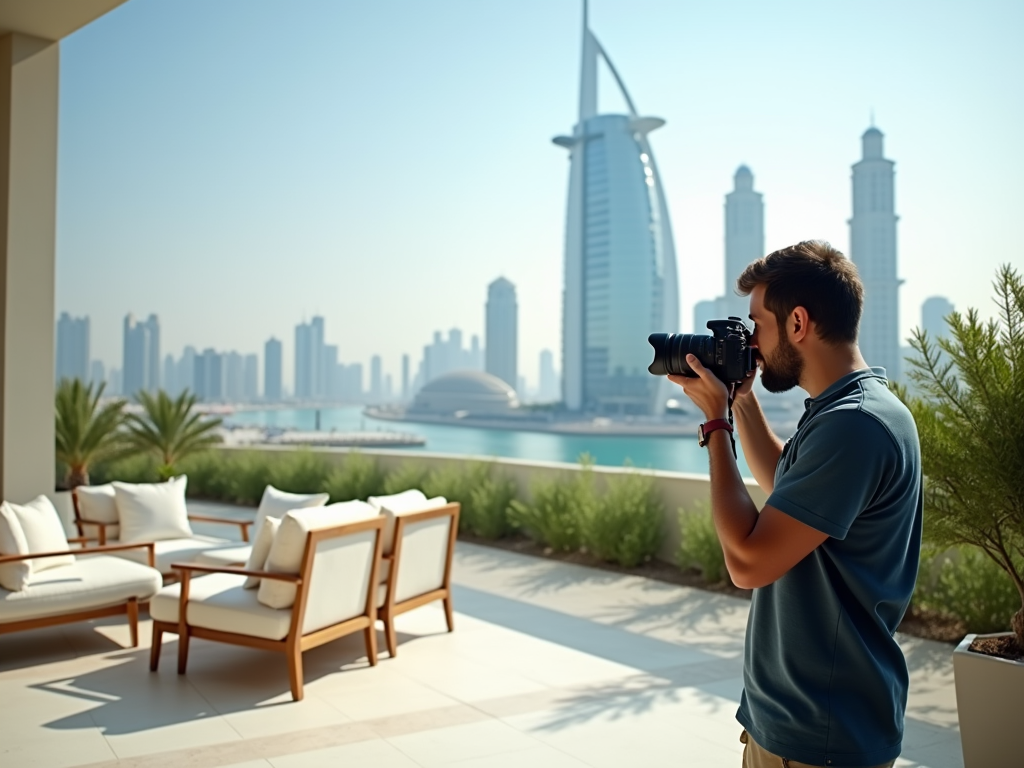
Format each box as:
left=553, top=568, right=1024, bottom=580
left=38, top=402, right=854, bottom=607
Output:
left=706, top=429, right=761, bottom=578
left=732, top=393, right=784, bottom=494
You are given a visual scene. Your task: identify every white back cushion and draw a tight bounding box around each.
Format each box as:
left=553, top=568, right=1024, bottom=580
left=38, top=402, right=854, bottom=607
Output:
left=394, top=514, right=452, bottom=604
left=75, top=484, right=120, bottom=539
left=113, top=476, right=192, bottom=543
left=367, top=489, right=427, bottom=510
left=258, top=500, right=379, bottom=609
left=243, top=516, right=281, bottom=589
left=0, top=502, right=32, bottom=590
left=379, top=496, right=448, bottom=556
left=255, top=485, right=330, bottom=531
left=0, top=496, right=75, bottom=589
left=302, top=529, right=378, bottom=634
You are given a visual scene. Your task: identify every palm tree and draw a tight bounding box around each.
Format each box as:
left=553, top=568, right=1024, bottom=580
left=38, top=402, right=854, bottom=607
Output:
left=55, top=379, right=128, bottom=488
left=126, top=390, right=223, bottom=479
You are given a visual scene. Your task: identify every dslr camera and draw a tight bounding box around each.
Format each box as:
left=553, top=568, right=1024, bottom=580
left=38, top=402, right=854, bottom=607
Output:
left=648, top=317, right=755, bottom=385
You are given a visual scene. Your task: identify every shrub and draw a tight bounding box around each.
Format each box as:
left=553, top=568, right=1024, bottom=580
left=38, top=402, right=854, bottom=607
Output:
left=178, top=451, right=234, bottom=500
left=584, top=471, right=663, bottom=567
left=226, top=451, right=276, bottom=505
left=464, top=471, right=518, bottom=539
left=383, top=462, right=430, bottom=495
left=678, top=501, right=729, bottom=584
left=509, top=466, right=592, bottom=552
left=90, top=453, right=160, bottom=485
left=915, top=546, right=1021, bottom=633
left=323, top=452, right=386, bottom=501
left=267, top=450, right=331, bottom=496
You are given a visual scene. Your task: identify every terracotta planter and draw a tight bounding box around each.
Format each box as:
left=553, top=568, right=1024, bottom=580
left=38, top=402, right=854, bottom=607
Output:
left=952, top=632, right=1024, bottom=767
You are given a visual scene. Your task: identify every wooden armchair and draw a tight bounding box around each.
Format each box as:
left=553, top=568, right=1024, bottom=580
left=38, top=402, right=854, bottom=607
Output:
left=149, top=516, right=385, bottom=701
left=379, top=502, right=460, bottom=657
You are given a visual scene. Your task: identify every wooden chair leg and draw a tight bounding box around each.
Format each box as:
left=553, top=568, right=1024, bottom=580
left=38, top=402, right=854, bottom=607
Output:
left=150, top=626, right=163, bottom=671
left=177, top=628, right=190, bottom=675
left=126, top=598, right=139, bottom=647
left=364, top=624, right=378, bottom=667
left=443, top=595, right=455, bottom=633
left=287, top=642, right=304, bottom=701
left=383, top=614, right=398, bottom=658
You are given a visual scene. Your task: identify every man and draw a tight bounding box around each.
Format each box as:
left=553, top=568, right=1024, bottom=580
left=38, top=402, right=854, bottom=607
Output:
left=672, top=241, right=921, bottom=768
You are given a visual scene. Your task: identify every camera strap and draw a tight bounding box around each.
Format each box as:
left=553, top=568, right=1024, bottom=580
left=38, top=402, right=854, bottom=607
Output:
left=726, top=393, right=737, bottom=459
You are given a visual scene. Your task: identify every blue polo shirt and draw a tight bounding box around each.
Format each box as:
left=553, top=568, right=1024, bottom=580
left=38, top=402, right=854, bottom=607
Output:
left=736, top=368, right=922, bottom=767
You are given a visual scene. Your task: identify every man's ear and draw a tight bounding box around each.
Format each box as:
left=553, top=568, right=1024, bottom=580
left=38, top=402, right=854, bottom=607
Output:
left=790, top=307, right=811, bottom=343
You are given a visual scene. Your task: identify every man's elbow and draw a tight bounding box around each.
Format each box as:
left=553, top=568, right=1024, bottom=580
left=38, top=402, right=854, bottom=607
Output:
left=724, top=555, right=777, bottom=590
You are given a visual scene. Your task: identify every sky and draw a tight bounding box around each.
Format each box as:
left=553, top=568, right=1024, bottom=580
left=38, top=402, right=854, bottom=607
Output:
left=56, top=0, right=1024, bottom=391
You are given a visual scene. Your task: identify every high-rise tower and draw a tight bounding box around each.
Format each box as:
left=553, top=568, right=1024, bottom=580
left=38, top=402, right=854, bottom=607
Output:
left=724, top=166, right=764, bottom=320
left=850, top=126, right=901, bottom=378
left=553, top=2, right=679, bottom=414
left=485, top=277, right=518, bottom=389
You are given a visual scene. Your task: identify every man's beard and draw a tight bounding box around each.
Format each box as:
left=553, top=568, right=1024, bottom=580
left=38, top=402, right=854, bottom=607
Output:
left=759, top=333, right=803, bottom=393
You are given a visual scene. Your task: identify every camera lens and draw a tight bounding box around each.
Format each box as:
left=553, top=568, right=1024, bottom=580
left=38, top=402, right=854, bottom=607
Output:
left=648, top=333, right=716, bottom=377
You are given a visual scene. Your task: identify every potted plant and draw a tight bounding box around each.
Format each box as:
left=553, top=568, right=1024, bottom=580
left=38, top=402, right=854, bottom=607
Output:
left=902, top=264, right=1023, bottom=767
left=125, top=390, right=223, bottom=480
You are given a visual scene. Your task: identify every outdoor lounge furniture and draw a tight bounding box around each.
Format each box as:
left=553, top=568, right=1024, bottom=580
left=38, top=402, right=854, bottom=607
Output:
left=0, top=543, right=162, bottom=646
left=149, top=506, right=385, bottom=701
left=72, top=479, right=257, bottom=578
left=372, top=499, right=460, bottom=657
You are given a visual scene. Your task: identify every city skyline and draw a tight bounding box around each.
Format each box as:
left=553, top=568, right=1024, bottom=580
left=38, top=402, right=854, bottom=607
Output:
left=54, top=1, right=1022, bottom=389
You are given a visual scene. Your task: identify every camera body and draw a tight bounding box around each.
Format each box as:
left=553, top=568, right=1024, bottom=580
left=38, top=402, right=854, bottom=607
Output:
left=648, top=317, right=754, bottom=385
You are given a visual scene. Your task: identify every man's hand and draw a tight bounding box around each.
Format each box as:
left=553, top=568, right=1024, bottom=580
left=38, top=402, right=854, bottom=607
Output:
left=668, top=354, right=730, bottom=421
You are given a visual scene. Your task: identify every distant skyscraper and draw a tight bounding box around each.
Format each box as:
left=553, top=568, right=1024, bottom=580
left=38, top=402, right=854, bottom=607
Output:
left=294, top=317, right=326, bottom=400
left=485, top=277, right=518, bottom=389
left=193, top=348, right=223, bottom=401
left=89, top=360, right=105, bottom=389
left=243, top=354, right=258, bottom=401
left=921, top=296, right=954, bottom=341
left=56, top=312, right=90, bottom=383
left=108, top=367, right=122, bottom=396
left=414, top=328, right=479, bottom=389
left=162, top=354, right=176, bottom=395
left=224, top=352, right=244, bottom=402
left=264, top=337, right=282, bottom=401
left=122, top=313, right=160, bottom=397
left=850, top=126, right=901, bottom=378
left=401, top=354, right=410, bottom=400
left=694, top=298, right=724, bottom=336
left=177, top=346, right=197, bottom=396
left=724, top=166, right=764, bottom=320
left=470, top=335, right=483, bottom=370
left=370, top=355, right=382, bottom=401
left=538, top=349, right=560, bottom=402
left=553, top=8, right=678, bottom=414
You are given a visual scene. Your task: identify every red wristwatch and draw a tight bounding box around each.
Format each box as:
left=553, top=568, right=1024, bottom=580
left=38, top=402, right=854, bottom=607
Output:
left=698, top=418, right=733, bottom=447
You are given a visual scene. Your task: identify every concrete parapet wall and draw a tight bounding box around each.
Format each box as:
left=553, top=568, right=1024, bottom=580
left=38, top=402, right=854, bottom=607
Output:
left=215, top=445, right=768, bottom=564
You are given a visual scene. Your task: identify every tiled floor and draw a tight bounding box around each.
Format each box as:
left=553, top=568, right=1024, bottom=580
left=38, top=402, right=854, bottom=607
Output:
left=1, top=502, right=964, bottom=768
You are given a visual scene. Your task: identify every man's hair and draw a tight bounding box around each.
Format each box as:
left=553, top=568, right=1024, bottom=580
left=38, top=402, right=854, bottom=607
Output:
left=736, top=240, right=863, bottom=344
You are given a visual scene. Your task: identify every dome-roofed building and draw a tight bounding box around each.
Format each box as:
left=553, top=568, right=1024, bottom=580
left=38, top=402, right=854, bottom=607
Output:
left=410, top=370, right=520, bottom=417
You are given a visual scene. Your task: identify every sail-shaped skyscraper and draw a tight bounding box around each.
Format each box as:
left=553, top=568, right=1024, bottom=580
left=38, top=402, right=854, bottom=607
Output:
left=553, top=4, right=679, bottom=415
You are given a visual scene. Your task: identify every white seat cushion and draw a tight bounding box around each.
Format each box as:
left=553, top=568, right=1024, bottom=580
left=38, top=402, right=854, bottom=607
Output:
left=258, top=501, right=379, bottom=609
left=0, top=555, right=161, bottom=624
left=393, top=514, right=453, bottom=604
left=240, top=516, right=280, bottom=588
left=114, top=477, right=192, bottom=543
left=254, top=486, right=330, bottom=531
left=110, top=535, right=229, bottom=574
left=195, top=545, right=253, bottom=568
left=0, top=501, right=33, bottom=591
left=75, top=484, right=120, bottom=540
left=151, top=572, right=293, bottom=641
left=379, top=497, right=448, bottom=556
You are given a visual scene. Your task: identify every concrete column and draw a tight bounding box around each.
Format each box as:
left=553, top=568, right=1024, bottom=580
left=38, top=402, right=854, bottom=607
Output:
left=0, top=33, right=58, bottom=503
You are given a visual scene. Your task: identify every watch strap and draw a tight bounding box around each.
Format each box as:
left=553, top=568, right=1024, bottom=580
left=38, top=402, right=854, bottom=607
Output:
left=698, top=418, right=734, bottom=447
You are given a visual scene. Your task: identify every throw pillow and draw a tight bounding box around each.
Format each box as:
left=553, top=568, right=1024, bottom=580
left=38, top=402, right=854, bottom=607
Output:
left=243, top=516, right=281, bottom=589
left=254, top=485, right=330, bottom=532
left=113, top=476, right=192, bottom=543
left=0, top=501, right=32, bottom=591
left=367, top=489, right=427, bottom=510
left=257, top=500, right=379, bottom=609
left=75, top=484, right=120, bottom=540
left=379, top=496, right=448, bottom=556
left=0, top=496, right=75, bottom=588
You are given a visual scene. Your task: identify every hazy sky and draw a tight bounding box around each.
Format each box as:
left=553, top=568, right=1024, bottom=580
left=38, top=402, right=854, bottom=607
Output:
left=56, top=0, right=1024, bottom=390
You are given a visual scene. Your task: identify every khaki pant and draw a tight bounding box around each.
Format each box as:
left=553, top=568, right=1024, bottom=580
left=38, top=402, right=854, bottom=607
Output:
left=740, top=730, right=896, bottom=768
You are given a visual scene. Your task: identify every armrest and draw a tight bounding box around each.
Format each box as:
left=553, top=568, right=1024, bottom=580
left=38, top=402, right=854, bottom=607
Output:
left=170, top=561, right=302, bottom=583
left=75, top=517, right=115, bottom=545
left=187, top=515, right=254, bottom=543
left=0, top=541, right=156, bottom=568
